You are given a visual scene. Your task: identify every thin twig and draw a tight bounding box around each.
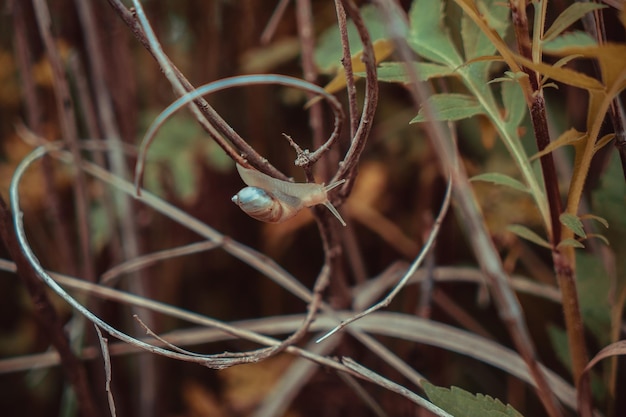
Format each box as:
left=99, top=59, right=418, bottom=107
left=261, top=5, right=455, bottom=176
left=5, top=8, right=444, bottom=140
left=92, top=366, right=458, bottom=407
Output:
left=94, top=325, right=117, bottom=417
left=341, top=358, right=454, bottom=417
left=333, top=0, right=379, bottom=192
left=32, top=0, right=96, bottom=284
left=134, top=75, right=344, bottom=194
left=0, top=197, right=100, bottom=417
left=10, top=0, right=77, bottom=277
left=100, top=241, right=220, bottom=286
left=260, top=0, right=292, bottom=44
left=334, top=0, right=359, bottom=138
left=296, top=0, right=330, bottom=178
left=317, top=174, right=451, bottom=342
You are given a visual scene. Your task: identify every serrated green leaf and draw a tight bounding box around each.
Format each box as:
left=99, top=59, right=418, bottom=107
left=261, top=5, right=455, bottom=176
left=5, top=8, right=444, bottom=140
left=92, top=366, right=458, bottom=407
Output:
left=543, top=31, right=598, bottom=53
left=470, top=173, right=529, bottom=193
left=371, top=62, right=455, bottom=83
left=543, top=3, right=606, bottom=43
left=501, top=79, right=527, bottom=130
left=410, top=94, right=485, bottom=123
left=462, top=0, right=511, bottom=61
left=507, top=224, right=552, bottom=249
left=560, top=213, right=587, bottom=238
left=314, top=5, right=387, bottom=73
left=557, top=238, right=585, bottom=249
left=408, top=0, right=462, bottom=67
left=423, top=381, right=524, bottom=417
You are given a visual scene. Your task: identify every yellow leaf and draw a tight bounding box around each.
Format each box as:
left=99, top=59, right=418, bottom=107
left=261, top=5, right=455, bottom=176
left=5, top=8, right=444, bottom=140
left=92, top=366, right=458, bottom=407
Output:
left=543, top=43, right=626, bottom=91
left=515, top=54, right=604, bottom=91
left=323, top=39, right=395, bottom=95
left=530, top=128, right=587, bottom=161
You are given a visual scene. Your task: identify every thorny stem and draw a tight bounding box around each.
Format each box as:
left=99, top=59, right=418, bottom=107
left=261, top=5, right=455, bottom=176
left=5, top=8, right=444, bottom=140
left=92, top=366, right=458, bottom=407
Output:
left=372, top=2, right=563, bottom=417
left=510, top=2, right=592, bottom=415
left=106, top=0, right=287, bottom=179
left=333, top=0, right=379, bottom=195
left=334, top=0, right=359, bottom=139
left=0, top=197, right=100, bottom=417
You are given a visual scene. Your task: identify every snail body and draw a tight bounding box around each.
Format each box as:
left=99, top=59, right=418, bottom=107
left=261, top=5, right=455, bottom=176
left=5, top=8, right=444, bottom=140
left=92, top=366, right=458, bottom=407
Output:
left=231, top=163, right=346, bottom=226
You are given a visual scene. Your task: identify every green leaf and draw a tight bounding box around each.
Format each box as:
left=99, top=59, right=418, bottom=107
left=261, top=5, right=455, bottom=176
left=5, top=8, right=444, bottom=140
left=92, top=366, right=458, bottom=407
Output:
left=560, top=213, right=587, bottom=238
left=314, top=5, right=387, bottom=73
left=371, top=62, right=455, bottom=83
left=557, top=238, right=585, bottom=249
left=423, top=381, right=524, bottom=417
left=89, top=202, right=111, bottom=253
left=543, top=3, right=606, bottom=43
left=547, top=326, right=572, bottom=370
left=140, top=111, right=228, bottom=202
left=580, top=213, right=609, bottom=229
left=592, top=153, right=626, bottom=296
left=470, top=173, right=529, bottom=193
left=507, top=224, right=552, bottom=249
left=501, top=79, right=527, bottom=130
left=576, top=252, right=612, bottom=344
left=408, top=0, right=462, bottom=67
left=543, top=31, right=597, bottom=53
left=410, top=94, right=485, bottom=123
left=461, top=0, right=511, bottom=61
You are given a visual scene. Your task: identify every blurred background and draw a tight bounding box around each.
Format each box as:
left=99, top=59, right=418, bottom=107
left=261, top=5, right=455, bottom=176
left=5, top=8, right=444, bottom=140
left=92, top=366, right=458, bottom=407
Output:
left=0, top=1, right=624, bottom=417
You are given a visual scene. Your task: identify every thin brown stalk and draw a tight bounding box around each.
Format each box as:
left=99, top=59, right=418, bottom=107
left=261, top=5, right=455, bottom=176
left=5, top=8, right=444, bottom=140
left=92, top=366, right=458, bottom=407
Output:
left=10, top=0, right=77, bottom=277
left=0, top=197, right=100, bottom=417
left=510, top=2, right=592, bottom=415
left=73, top=2, right=158, bottom=413
left=333, top=0, right=379, bottom=195
left=296, top=0, right=330, bottom=178
left=260, top=0, right=292, bottom=44
left=32, top=0, right=96, bottom=284
left=334, top=0, right=359, bottom=138
left=66, top=54, right=124, bottom=265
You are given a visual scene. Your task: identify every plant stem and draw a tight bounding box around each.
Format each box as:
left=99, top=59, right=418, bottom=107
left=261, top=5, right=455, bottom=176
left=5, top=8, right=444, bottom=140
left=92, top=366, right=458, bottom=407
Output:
left=0, top=197, right=100, bottom=417
left=509, top=2, right=592, bottom=416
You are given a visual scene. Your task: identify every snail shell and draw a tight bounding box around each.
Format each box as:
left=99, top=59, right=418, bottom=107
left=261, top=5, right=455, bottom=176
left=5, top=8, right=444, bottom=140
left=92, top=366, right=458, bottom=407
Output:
left=231, top=163, right=346, bottom=226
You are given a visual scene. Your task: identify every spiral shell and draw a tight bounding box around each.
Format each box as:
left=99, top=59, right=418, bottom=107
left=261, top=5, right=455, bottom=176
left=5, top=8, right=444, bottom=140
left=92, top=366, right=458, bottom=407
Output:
left=231, top=186, right=300, bottom=223
left=232, top=164, right=346, bottom=226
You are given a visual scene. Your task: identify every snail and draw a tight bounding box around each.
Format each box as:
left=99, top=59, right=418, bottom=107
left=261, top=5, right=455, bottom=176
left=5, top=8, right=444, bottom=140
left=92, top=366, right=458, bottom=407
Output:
left=231, top=163, right=347, bottom=226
